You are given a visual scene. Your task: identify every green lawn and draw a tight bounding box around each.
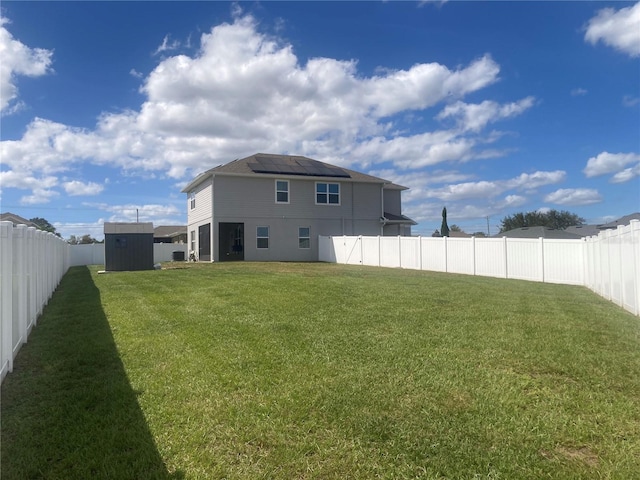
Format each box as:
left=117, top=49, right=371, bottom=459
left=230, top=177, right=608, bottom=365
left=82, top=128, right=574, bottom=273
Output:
left=2, top=263, right=639, bottom=479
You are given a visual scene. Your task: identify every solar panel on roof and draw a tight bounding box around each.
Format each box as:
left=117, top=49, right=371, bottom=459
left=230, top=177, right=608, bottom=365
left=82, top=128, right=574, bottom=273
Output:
left=247, top=156, right=351, bottom=178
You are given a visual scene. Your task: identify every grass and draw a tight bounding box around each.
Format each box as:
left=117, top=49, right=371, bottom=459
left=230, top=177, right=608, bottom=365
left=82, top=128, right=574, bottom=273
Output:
left=2, top=262, right=639, bottom=479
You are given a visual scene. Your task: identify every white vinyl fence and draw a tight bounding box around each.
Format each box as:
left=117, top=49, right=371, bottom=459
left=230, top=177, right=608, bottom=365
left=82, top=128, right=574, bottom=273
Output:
left=319, top=220, right=640, bottom=316
left=68, top=242, right=188, bottom=266
left=1, top=222, right=70, bottom=381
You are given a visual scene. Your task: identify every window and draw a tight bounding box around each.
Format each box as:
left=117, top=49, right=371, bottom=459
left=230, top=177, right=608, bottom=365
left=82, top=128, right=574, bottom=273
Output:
left=275, top=180, right=289, bottom=203
left=190, top=230, right=195, bottom=252
left=257, top=226, right=269, bottom=249
left=299, top=227, right=310, bottom=249
left=316, top=182, right=340, bottom=205
left=189, top=192, right=196, bottom=209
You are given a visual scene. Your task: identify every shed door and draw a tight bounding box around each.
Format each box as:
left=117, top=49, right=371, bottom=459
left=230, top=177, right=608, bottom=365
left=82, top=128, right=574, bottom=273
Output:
left=198, top=223, right=211, bottom=261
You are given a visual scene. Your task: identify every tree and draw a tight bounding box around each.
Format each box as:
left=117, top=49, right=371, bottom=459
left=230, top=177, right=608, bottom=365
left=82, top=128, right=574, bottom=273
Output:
left=30, top=217, right=61, bottom=237
left=68, top=234, right=99, bottom=244
left=440, top=207, right=450, bottom=237
left=450, top=224, right=462, bottom=232
left=499, top=209, right=585, bottom=233
left=472, top=231, right=487, bottom=237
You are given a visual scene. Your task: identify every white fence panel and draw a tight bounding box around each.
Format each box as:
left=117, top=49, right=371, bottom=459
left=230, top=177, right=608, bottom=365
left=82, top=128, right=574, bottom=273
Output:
left=153, top=243, right=188, bottom=263
left=446, top=237, right=475, bottom=275
left=361, top=236, right=381, bottom=266
left=543, top=239, right=584, bottom=285
left=475, top=238, right=507, bottom=278
left=379, top=236, right=400, bottom=268
left=319, top=228, right=639, bottom=316
left=400, top=237, right=421, bottom=270
left=1, top=222, right=69, bottom=382
left=318, top=235, right=336, bottom=263
left=607, top=228, right=623, bottom=308
left=68, top=243, right=190, bottom=266
left=420, top=237, right=446, bottom=272
left=505, top=238, right=543, bottom=282
left=1, top=222, right=13, bottom=380
left=70, top=243, right=105, bottom=266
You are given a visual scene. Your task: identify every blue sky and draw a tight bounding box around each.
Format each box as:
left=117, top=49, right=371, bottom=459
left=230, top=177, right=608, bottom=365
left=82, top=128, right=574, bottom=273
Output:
left=1, top=1, right=638, bottom=239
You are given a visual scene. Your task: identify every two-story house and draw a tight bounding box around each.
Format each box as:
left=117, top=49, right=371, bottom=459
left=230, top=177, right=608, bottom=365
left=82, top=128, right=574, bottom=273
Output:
left=181, top=153, right=416, bottom=262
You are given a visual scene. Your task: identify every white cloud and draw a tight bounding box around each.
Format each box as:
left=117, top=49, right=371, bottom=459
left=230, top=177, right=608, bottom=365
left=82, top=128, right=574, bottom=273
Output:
left=129, top=68, right=143, bottom=79
left=610, top=163, right=640, bottom=183
left=437, top=97, right=536, bottom=132
left=570, top=88, right=588, bottom=96
left=544, top=188, right=602, bottom=206
left=500, top=194, right=527, bottom=208
left=585, top=2, right=640, bottom=57
left=0, top=17, right=53, bottom=113
left=583, top=151, right=640, bottom=180
left=424, top=169, right=565, bottom=202
left=20, top=188, right=59, bottom=205
left=506, top=170, right=566, bottom=190
left=62, top=180, right=105, bottom=196
left=153, top=34, right=181, bottom=55
left=623, top=95, right=640, bottom=107
left=1, top=13, right=533, bottom=205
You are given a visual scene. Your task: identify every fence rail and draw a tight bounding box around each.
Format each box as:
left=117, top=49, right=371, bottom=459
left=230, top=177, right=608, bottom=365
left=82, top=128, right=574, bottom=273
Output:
left=320, top=220, right=640, bottom=316
left=1, top=222, right=70, bottom=381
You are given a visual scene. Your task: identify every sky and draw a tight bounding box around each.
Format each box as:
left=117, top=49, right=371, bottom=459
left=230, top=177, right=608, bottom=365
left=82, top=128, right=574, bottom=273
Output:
left=0, top=1, right=638, bottom=240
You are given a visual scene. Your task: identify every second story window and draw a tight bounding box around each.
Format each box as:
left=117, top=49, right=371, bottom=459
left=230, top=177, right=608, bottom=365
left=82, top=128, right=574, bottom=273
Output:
left=189, top=192, right=196, bottom=209
left=316, top=182, right=340, bottom=205
left=276, top=180, right=289, bottom=203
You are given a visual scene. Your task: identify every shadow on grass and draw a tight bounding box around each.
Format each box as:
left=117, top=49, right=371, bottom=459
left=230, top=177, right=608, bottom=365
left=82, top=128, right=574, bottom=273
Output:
left=1, top=266, right=183, bottom=479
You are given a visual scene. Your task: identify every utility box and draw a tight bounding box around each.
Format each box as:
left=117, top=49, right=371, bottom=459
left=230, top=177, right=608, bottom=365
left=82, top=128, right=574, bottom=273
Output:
left=104, top=222, right=154, bottom=271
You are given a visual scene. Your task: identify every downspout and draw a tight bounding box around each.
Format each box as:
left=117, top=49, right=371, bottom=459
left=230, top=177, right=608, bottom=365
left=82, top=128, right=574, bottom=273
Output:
left=380, top=184, right=385, bottom=236
left=214, top=173, right=220, bottom=263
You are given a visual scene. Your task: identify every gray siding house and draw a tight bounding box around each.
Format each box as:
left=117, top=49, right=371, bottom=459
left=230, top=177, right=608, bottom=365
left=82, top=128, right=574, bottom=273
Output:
left=182, top=153, right=415, bottom=262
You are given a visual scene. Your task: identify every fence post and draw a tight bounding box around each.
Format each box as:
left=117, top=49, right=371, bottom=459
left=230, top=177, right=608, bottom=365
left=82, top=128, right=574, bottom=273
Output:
left=26, top=227, right=37, bottom=328
left=1, top=221, right=14, bottom=378
left=631, top=220, right=640, bottom=315
left=13, top=225, right=28, bottom=351
left=419, top=236, right=423, bottom=271
left=378, top=235, right=381, bottom=267
left=443, top=236, right=448, bottom=273
left=398, top=235, right=402, bottom=268
left=503, top=237, right=508, bottom=279
left=540, top=237, right=545, bottom=283
left=472, top=236, right=476, bottom=276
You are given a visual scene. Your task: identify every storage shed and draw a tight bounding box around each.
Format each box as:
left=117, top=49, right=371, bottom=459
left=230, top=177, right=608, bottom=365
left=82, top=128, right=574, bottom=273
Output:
left=104, top=222, right=154, bottom=271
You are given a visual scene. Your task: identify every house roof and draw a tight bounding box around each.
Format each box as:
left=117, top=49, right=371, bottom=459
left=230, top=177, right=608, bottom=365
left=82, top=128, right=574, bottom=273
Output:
left=564, top=224, right=600, bottom=237
left=154, top=225, right=187, bottom=238
left=182, top=153, right=408, bottom=192
left=597, top=212, right=640, bottom=230
left=0, top=212, right=38, bottom=228
left=494, top=226, right=583, bottom=239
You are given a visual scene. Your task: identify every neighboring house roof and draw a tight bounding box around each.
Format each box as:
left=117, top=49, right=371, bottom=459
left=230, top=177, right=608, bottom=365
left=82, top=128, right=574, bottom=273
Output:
left=182, top=153, right=409, bottom=192
left=494, top=226, right=583, bottom=239
left=154, top=225, right=187, bottom=239
left=0, top=212, right=38, bottom=228
left=597, top=212, right=640, bottom=230
left=564, top=224, right=600, bottom=237
left=448, top=231, right=472, bottom=238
